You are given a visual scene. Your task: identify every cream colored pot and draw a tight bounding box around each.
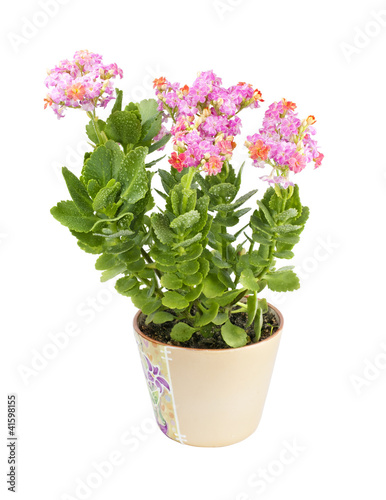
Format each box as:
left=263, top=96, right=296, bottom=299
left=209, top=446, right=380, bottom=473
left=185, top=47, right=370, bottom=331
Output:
left=133, top=304, right=283, bottom=447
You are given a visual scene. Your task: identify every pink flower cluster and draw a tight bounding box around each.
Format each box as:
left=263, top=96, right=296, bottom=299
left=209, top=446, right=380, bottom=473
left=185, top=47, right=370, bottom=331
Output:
left=44, top=50, right=123, bottom=119
left=245, top=99, right=324, bottom=187
left=153, top=71, right=263, bottom=175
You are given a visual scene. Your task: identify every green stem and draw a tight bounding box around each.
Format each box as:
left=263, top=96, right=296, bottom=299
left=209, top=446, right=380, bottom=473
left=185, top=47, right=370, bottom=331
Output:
left=141, top=248, right=162, bottom=280
left=87, top=110, right=105, bottom=145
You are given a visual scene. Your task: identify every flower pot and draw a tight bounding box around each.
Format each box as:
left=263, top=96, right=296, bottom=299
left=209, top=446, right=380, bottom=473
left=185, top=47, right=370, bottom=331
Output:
left=133, top=304, right=284, bottom=447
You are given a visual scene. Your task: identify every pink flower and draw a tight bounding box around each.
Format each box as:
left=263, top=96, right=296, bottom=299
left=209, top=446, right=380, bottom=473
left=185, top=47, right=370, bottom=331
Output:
left=249, top=139, right=270, bottom=161
left=314, top=152, right=324, bottom=168
left=155, top=70, right=264, bottom=175
left=203, top=156, right=223, bottom=176
left=288, top=152, right=307, bottom=173
left=281, top=98, right=297, bottom=112
left=67, top=82, right=86, bottom=101
left=218, top=139, right=236, bottom=159
left=245, top=98, right=323, bottom=184
left=44, top=51, right=123, bottom=119
left=168, top=152, right=187, bottom=172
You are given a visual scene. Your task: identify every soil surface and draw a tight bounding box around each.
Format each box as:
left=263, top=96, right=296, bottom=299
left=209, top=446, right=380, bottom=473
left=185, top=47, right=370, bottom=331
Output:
left=138, top=308, right=279, bottom=349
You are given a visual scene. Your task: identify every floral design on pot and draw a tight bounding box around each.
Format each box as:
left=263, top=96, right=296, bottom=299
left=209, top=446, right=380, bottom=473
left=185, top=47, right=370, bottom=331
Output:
left=135, top=333, right=184, bottom=443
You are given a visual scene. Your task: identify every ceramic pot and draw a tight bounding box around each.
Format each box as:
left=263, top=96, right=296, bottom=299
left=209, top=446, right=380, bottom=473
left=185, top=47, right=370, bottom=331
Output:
left=133, top=303, right=283, bottom=447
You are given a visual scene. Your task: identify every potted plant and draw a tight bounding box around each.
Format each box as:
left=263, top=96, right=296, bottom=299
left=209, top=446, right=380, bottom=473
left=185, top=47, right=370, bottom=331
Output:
left=45, top=51, right=323, bottom=447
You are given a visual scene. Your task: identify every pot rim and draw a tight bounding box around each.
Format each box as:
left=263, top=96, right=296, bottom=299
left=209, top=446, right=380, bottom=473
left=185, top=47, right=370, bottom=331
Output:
left=133, top=302, right=284, bottom=352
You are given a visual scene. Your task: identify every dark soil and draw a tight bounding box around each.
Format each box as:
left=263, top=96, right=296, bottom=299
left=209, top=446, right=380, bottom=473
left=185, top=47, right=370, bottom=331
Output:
left=138, top=308, right=279, bottom=349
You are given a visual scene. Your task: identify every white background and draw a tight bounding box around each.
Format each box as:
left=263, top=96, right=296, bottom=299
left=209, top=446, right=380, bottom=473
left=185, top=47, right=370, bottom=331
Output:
left=1, top=0, right=386, bottom=499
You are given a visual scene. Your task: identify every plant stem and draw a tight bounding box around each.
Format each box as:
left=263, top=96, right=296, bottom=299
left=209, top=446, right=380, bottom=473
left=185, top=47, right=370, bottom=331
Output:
left=87, top=109, right=105, bottom=145
left=141, top=248, right=162, bottom=279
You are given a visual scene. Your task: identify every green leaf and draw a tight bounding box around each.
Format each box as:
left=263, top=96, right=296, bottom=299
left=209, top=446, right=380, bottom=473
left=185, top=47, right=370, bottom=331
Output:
left=146, top=155, right=166, bottom=169
left=209, top=183, right=237, bottom=202
left=111, top=88, right=123, bottom=113
left=86, top=119, right=106, bottom=145
left=62, top=167, right=94, bottom=215
left=87, top=179, right=101, bottom=199
left=137, top=99, right=159, bottom=124
left=295, top=205, right=310, bottom=226
left=190, top=196, right=209, bottom=233
left=92, top=179, right=121, bottom=212
left=152, top=312, right=175, bottom=324
left=125, top=259, right=146, bottom=272
left=257, top=200, right=275, bottom=227
left=199, top=258, right=210, bottom=279
left=170, top=210, right=200, bottom=232
left=104, top=240, right=135, bottom=255
left=177, top=260, right=199, bottom=275
left=240, top=268, right=261, bottom=292
left=212, top=251, right=231, bottom=269
left=277, top=233, right=300, bottom=245
left=105, top=140, right=124, bottom=179
left=171, top=323, right=197, bottom=342
left=158, top=169, right=177, bottom=194
left=251, top=213, right=273, bottom=235
left=51, top=201, right=97, bottom=233
left=274, top=224, right=302, bottom=234
left=148, top=134, right=171, bottom=153
left=249, top=251, right=270, bottom=267
left=115, top=276, right=138, bottom=296
left=142, top=299, right=162, bottom=315
left=176, top=243, right=203, bottom=262
left=275, top=208, right=298, bottom=223
left=254, top=308, right=263, bottom=342
left=273, top=250, right=294, bottom=259
left=221, top=320, right=247, bottom=348
left=258, top=298, right=268, bottom=314
left=105, top=111, right=142, bottom=149
left=119, top=147, right=148, bottom=205
left=213, top=189, right=257, bottom=212
left=138, top=99, right=162, bottom=144
left=265, top=270, right=300, bottom=292
left=252, top=232, right=272, bottom=245
left=100, top=264, right=126, bottom=282
left=71, top=231, right=104, bottom=254
left=212, top=313, right=229, bottom=325
left=194, top=303, right=219, bottom=327
left=218, top=269, right=234, bottom=289
left=185, top=284, right=203, bottom=302
left=151, top=213, right=175, bottom=245
left=160, top=274, right=183, bottom=290
left=209, top=288, right=245, bottom=307
left=162, top=291, right=189, bottom=310
left=82, top=146, right=112, bottom=188
left=150, top=247, right=176, bottom=266
left=95, top=253, right=118, bottom=271
left=183, top=273, right=203, bottom=286
left=172, top=233, right=202, bottom=249
left=247, top=293, right=258, bottom=327
left=202, top=273, right=227, bottom=298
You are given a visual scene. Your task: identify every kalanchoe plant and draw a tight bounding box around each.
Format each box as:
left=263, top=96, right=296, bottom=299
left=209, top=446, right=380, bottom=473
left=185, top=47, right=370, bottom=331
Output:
left=47, top=52, right=323, bottom=348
